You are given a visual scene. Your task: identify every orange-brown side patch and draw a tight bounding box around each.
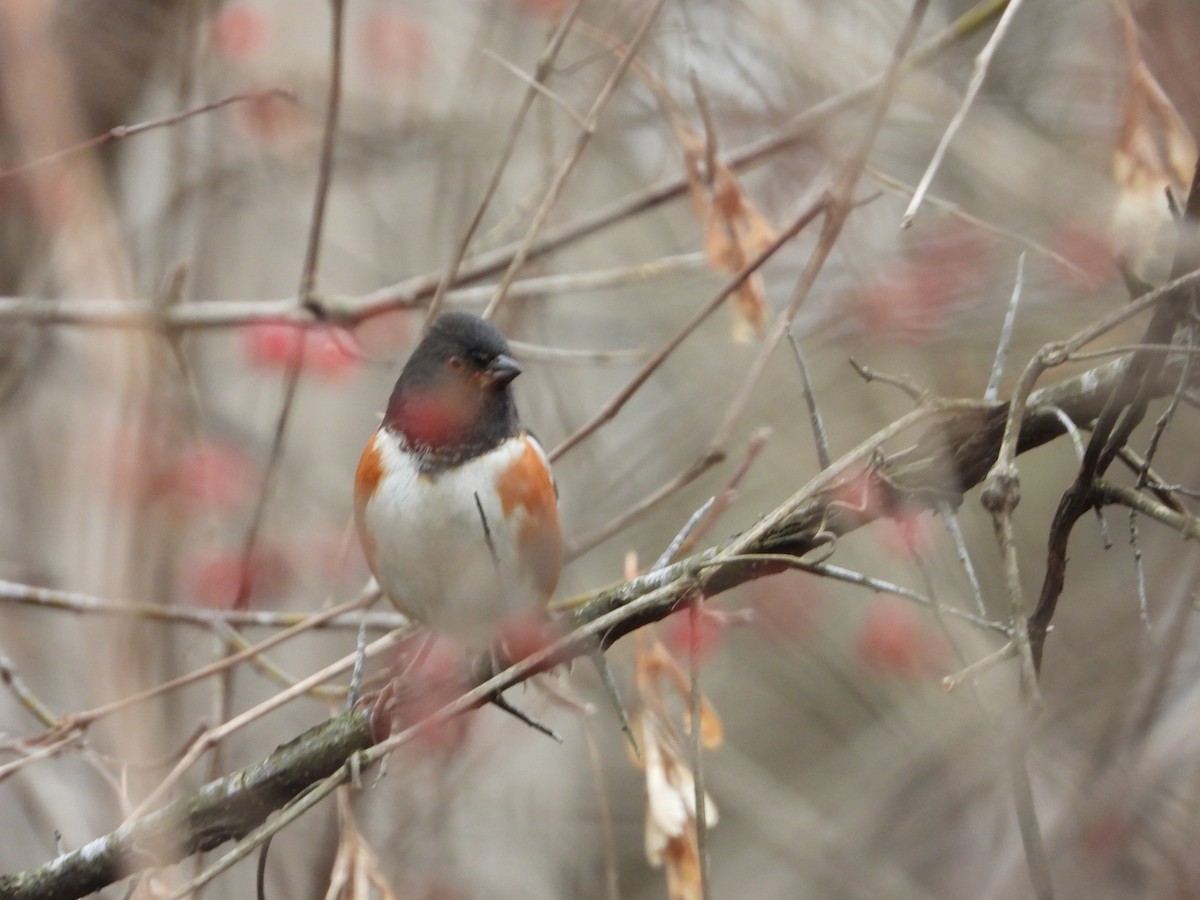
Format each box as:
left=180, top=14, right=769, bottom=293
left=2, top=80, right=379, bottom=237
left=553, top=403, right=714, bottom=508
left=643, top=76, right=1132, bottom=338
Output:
left=354, top=433, right=384, bottom=572
left=497, top=438, right=563, bottom=601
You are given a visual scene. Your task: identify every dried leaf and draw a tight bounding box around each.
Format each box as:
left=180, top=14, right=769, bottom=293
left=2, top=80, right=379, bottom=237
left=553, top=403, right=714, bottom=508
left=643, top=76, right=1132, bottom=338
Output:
left=630, top=633, right=720, bottom=900
left=641, top=714, right=689, bottom=854
left=688, top=696, right=725, bottom=750
left=675, top=122, right=777, bottom=341
left=325, top=787, right=399, bottom=900
left=1110, top=0, right=1197, bottom=281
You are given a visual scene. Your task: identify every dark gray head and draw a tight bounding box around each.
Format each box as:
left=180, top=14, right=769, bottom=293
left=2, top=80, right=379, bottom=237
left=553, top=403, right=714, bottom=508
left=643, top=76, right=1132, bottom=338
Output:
left=383, top=312, right=522, bottom=463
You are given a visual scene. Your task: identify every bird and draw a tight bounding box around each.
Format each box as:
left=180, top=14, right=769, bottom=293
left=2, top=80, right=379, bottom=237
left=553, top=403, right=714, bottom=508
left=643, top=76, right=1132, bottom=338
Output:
left=354, top=311, right=564, bottom=655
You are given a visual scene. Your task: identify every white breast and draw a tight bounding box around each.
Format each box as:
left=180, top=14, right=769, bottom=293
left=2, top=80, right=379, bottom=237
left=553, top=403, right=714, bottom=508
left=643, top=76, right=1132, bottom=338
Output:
left=361, top=433, right=548, bottom=647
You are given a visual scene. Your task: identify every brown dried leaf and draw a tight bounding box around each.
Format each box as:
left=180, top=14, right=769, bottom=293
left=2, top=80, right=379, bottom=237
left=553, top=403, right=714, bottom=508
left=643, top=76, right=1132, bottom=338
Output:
left=630, top=633, right=721, bottom=899
left=638, top=709, right=719, bottom=900
left=324, top=787, right=398, bottom=900
left=674, top=122, right=776, bottom=341
left=1111, top=0, right=1197, bottom=281
left=688, top=695, right=726, bottom=750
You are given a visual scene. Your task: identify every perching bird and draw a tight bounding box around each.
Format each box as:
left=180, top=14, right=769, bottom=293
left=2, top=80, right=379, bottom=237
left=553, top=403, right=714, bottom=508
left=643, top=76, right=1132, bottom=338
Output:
left=354, top=311, right=564, bottom=653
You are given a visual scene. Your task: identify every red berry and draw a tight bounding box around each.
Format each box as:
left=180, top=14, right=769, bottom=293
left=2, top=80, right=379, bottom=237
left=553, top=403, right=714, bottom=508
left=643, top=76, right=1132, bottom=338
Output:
left=160, top=440, right=255, bottom=514
left=245, top=321, right=305, bottom=369
left=855, top=596, right=949, bottom=679
left=362, top=9, right=429, bottom=83
left=662, top=605, right=725, bottom=662
left=184, top=544, right=292, bottom=610
left=747, top=571, right=823, bottom=645
left=306, top=328, right=360, bottom=381
left=210, top=5, right=270, bottom=62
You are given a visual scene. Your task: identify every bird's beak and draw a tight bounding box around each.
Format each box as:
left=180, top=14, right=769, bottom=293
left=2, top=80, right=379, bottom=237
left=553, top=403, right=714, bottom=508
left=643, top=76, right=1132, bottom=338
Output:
left=484, top=354, right=522, bottom=387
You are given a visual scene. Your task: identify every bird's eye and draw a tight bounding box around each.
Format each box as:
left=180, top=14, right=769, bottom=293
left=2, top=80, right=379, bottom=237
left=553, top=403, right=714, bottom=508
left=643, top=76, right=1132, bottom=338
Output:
left=447, top=355, right=466, bottom=372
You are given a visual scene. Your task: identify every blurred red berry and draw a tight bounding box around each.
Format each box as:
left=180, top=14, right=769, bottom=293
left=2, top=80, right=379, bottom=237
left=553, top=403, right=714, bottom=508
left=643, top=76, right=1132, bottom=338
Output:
left=185, top=543, right=292, bottom=610
left=496, top=613, right=557, bottom=663
left=362, top=9, right=429, bottom=83
left=854, top=225, right=994, bottom=342
left=244, top=322, right=361, bottom=381
left=230, top=92, right=311, bottom=148
left=747, top=571, right=823, bottom=645
left=879, top=508, right=941, bottom=559
left=855, top=596, right=949, bottom=679
left=306, top=328, right=361, bottom=380
left=101, top=427, right=159, bottom=504
left=662, top=604, right=725, bottom=662
left=389, top=638, right=473, bottom=756
left=853, top=265, right=953, bottom=342
left=160, top=440, right=255, bottom=514
left=1047, top=222, right=1115, bottom=291
left=210, top=5, right=271, bottom=62
left=245, top=321, right=305, bottom=368
left=1081, top=812, right=1132, bottom=859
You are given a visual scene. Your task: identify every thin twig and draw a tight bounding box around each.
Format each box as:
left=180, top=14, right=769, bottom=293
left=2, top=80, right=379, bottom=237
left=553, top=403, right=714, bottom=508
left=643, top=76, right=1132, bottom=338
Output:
left=941, top=641, right=1015, bottom=691
left=0, top=579, right=400, bottom=630
left=1113, top=446, right=1187, bottom=512
left=689, top=599, right=711, bottom=900
left=566, top=427, right=770, bottom=561
left=788, top=330, right=831, bottom=469
left=348, top=616, right=369, bottom=710
left=1043, top=406, right=1085, bottom=461
left=1129, top=508, right=1150, bottom=630
left=0, top=89, right=295, bottom=182
left=1137, top=320, right=1196, bottom=483
left=654, top=499, right=716, bottom=572
left=0, top=647, right=58, bottom=728
left=939, top=505, right=988, bottom=618
left=507, top=339, right=643, bottom=364
left=901, top=0, right=1028, bottom=226
left=849, top=358, right=926, bottom=402
left=986, top=253, right=1026, bottom=401
left=481, top=47, right=589, bottom=131
left=708, top=554, right=1007, bottom=634
left=675, top=429, right=773, bottom=562
left=297, top=0, right=345, bottom=308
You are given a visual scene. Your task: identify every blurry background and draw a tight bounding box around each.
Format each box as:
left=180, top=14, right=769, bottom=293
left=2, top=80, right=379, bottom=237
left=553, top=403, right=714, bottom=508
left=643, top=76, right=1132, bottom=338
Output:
left=2, top=1, right=1200, bottom=897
